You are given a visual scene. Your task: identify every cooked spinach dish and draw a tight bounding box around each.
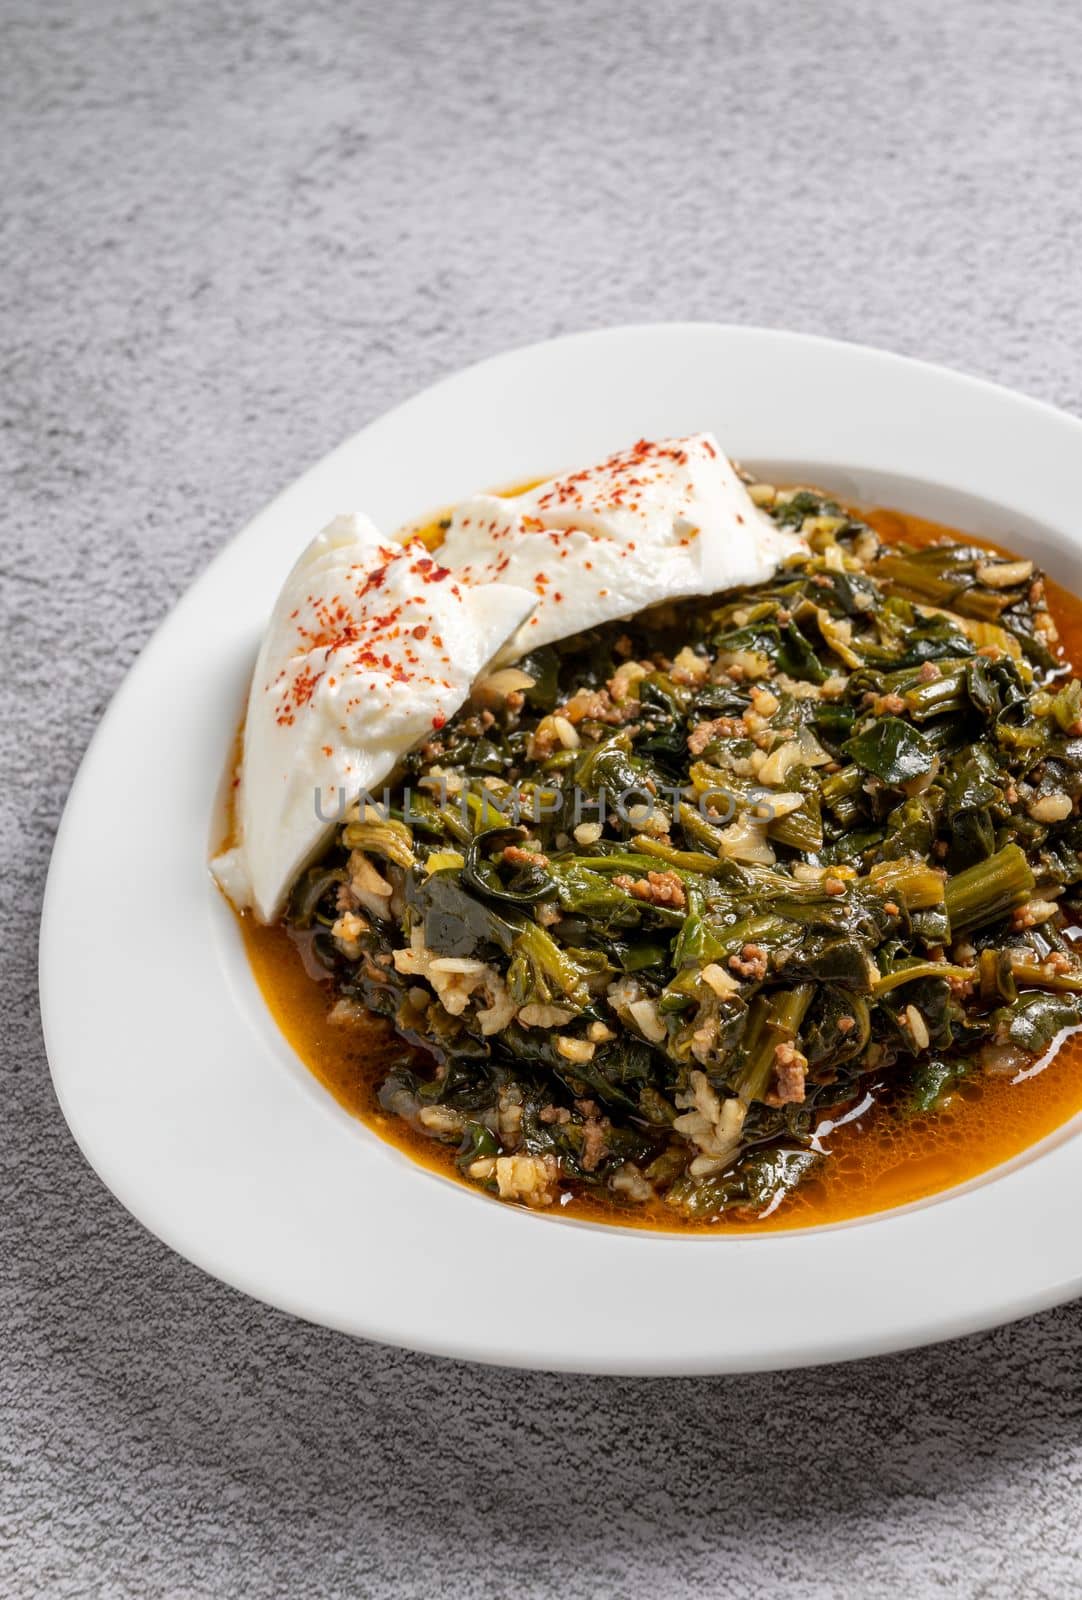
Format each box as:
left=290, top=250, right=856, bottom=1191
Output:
left=287, top=487, right=1082, bottom=1220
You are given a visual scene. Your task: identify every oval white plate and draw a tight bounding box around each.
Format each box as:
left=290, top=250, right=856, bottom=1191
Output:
left=41, top=325, right=1082, bottom=1374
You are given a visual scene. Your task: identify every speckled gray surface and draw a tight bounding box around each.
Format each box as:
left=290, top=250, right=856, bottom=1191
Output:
left=6, top=0, right=1082, bottom=1594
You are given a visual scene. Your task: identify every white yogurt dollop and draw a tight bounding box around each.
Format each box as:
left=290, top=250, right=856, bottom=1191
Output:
left=214, top=435, right=803, bottom=922
left=213, top=514, right=535, bottom=922
left=438, top=433, right=804, bottom=661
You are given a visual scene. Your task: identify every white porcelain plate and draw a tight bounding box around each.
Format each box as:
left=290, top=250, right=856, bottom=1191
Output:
left=40, top=325, right=1082, bottom=1373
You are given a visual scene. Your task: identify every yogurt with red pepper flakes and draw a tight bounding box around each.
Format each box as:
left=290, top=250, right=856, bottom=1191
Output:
left=213, top=435, right=802, bottom=922
left=212, top=513, right=536, bottom=922
left=439, top=433, right=805, bottom=660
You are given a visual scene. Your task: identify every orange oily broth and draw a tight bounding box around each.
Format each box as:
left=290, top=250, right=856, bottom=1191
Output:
left=239, top=505, right=1082, bottom=1232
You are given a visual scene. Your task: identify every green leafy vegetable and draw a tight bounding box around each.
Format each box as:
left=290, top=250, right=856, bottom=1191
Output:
left=285, top=482, right=1082, bottom=1225
left=844, top=718, right=937, bottom=784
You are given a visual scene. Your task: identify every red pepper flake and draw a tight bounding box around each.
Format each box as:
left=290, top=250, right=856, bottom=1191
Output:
left=290, top=663, right=321, bottom=707
left=431, top=713, right=446, bottom=730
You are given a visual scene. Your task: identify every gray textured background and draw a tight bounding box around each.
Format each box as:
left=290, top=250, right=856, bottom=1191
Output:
left=5, top=1, right=1082, bottom=1595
